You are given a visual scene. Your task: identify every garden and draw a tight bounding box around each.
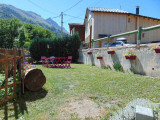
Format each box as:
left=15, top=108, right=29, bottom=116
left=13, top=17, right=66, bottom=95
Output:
left=0, top=64, right=160, bottom=119
left=0, top=19, right=159, bottom=119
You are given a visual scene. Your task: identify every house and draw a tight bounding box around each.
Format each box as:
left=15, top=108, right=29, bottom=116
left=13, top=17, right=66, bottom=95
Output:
left=68, top=23, right=85, bottom=42
left=69, top=7, right=160, bottom=48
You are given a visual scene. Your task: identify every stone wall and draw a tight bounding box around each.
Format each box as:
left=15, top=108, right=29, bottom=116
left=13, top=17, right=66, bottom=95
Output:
left=78, top=43, right=160, bottom=77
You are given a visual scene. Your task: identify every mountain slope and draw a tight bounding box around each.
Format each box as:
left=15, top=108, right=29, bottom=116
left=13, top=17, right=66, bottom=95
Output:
left=0, top=4, right=68, bottom=36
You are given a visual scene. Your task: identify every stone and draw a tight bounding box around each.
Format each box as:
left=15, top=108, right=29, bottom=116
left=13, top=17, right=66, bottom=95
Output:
left=136, top=105, right=154, bottom=120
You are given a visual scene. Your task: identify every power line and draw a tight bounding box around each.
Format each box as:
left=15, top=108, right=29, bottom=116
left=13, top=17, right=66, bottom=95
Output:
left=64, top=0, right=99, bottom=23
left=53, top=15, right=61, bottom=19
left=27, top=0, right=58, bottom=15
left=63, top=0, right=83, bottom=13
left=64, top=14, right=83, bottom=20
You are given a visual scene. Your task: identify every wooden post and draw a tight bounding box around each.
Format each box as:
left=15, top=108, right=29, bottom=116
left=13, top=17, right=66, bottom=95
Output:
left=21, top=48, right=24, bottom=94
left=17, top=49, right=22, bottom=95
left=13, top=48, right=17, bottom=97
left=4, top=50, right=8, bottom=101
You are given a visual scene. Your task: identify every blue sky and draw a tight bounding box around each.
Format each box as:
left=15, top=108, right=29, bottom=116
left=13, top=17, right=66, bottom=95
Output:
left=1, top=0, right=160, bottom=32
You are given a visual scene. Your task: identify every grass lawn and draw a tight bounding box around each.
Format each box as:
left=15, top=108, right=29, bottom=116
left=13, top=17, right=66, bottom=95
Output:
left=0, top=64, right=160, bottom=119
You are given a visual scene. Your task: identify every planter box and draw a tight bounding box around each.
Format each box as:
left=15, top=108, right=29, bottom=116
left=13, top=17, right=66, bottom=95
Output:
left=107, top=51, right=115, bottom=54
left=154, top=49, right=160, bottom=53
left=125, top=55, right=136, bottom=60
left=87, top=52, right=92, bottom=55
left=97, top=57, right=103, bottom=59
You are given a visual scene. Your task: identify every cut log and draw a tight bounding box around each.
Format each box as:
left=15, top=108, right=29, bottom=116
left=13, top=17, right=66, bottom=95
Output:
left=24, top=68, right=46, bottom=91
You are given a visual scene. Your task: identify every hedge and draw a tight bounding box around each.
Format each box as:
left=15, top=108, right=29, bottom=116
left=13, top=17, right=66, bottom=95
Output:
left=29, top=32, right=81, bottom=62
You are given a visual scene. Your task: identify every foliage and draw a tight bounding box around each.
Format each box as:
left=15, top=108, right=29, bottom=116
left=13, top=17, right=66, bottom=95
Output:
left=24, top=41, right=31, bottom=50
left=87, top=48, right=92, bottom=53
left=29, top=32, right=81, bottom=62
left=103, top=65, right=112, bottom=70
left=96, top=53, right=102, bottom=57
left=108, top=48, right=115, bottom=51
left=0, top=73, right=19, bottom=99
left=24, top=23, right=55, bottom=41
left=151, top=45, right=160, bottom=50
left=0, top=18, right=22, bottom=48
left=0, top=4, right=64, bottom=37
left=113, top=63, right=124, bottom=72
left=123, top=49, right=135, bottom=56
left=0, top=18, right=56, bottom=49
left=87, top=51, right=92, bottom=53
left=24, top=62, right=36, bottom=72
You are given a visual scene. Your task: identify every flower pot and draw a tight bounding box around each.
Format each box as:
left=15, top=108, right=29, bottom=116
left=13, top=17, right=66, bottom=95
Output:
left=87, top=52, right=92, bottom=55
left=97, top=57, right=103, bottom=59
left=154, top=49, right=160, bottom=53
left=107, top=51, right=115, bottom=54
left=125, top=55, right=136, bottom=60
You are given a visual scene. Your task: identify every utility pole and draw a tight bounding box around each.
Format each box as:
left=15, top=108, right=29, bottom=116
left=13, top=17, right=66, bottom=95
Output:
left=61, top=12, right=63, bottom=37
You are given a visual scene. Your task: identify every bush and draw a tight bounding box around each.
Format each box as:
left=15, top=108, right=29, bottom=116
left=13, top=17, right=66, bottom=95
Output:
left=113, top=63, right=124, bottom=72
left=29, top=32, right=81, bottom=62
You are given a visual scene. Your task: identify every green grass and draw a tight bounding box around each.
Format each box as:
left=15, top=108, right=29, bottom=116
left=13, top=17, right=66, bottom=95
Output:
left=0, top=64, right=160, bottom=119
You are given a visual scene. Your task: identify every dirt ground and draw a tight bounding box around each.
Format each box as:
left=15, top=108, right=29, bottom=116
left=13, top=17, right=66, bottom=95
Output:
left=59, top=99, right=106, bottom=119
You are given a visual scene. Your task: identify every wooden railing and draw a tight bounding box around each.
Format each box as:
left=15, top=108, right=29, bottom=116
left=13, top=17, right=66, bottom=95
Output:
left=0, top=48, right=24, bottom=105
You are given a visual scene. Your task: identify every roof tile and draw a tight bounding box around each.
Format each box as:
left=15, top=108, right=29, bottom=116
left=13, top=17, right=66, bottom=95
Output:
left=88, top=7, right=128, bottom=13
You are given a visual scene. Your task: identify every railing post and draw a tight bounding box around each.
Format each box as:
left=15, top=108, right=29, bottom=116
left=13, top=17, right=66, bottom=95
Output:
left=137, top=26, right=142, bottom=45
left=107, top=36, right=110, bottom=48
left=91, top=39, right=94, bottom=48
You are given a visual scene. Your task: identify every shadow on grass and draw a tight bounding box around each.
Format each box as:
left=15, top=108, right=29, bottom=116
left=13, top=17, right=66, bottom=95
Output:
left=1, top=88, right=48, bottom=120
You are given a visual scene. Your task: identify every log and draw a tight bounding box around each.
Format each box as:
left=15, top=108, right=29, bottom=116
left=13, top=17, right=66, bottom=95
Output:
left=24, top=68, right=46, bottom=91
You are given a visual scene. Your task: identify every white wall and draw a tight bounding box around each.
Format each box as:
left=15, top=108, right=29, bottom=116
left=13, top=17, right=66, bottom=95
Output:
left=85, top=11, right=94, bottom=42
left=79, top=43, right=160, bottom=77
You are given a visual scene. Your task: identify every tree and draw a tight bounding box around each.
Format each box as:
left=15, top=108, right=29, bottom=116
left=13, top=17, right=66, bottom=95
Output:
left=0, top=18, right=56, bottom=48
left=0, top=18, right=22, bottom=48
left=19, top=29, right=26, bottom=47
left=29, top=33, right=81, bottom=62
left=24, top=23, right=55, bottom=41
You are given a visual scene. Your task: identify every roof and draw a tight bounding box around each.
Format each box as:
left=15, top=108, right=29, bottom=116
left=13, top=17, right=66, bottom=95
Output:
left=84, top=7, right=160, bottom=24
left=68, top=23, right=84, bottom=26
left=88, top=7, right=128, bottom=13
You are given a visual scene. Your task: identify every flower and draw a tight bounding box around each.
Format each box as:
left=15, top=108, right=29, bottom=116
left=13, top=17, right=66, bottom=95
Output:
left=87, top=48, right=92, bottom=53
left=24, top=62, right=36, bottom=72
left=108, top=48, right=115, bottom=51
left=87, top=50, right=92, bottom=53
left=96, top=53, right=102, bottom=57
left=123, top=49, right=135, bottom=56
left=151, top=45, right=160, bottom=50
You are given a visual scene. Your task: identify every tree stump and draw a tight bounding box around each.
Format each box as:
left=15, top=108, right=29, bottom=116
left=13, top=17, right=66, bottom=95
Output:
left=24, top=68, right=46, bottom=91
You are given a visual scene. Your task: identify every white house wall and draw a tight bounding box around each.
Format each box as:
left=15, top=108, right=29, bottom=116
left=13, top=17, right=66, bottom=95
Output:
left=93, top=12, right=127, bottom=47
left=85, top=11, right=94, bottom=43
left=84, top=11, right=160, bottom=48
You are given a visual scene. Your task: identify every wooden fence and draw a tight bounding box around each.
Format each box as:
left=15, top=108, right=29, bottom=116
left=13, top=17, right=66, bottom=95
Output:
left=0, top=48, right=24, bottom=105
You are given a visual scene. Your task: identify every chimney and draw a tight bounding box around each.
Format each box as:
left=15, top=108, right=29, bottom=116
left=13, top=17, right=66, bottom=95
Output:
left=136, top=6, right=139, bottom=15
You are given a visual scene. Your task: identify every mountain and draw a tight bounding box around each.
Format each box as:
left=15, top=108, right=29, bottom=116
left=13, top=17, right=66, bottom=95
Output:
left=46, top=18, right=68, bottom=33
left=0, top=4, right=68, bottom=36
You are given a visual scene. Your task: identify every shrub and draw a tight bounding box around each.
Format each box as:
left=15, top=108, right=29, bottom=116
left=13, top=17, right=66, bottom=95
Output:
left=113, top=63, right=124, bottom=72
left=29, top=32, right=81, bottom=62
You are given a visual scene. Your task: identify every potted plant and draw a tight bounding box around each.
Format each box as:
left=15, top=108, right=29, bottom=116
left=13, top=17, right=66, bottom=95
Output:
left=124, top=49, right=136, bottom=60
left=151, top=45, right=160, bottom=53
left=107, top=49, right=115, bottom=54
left=87, top=50, right=92, bottom=55
left=96, top=53, right=103, bottom=59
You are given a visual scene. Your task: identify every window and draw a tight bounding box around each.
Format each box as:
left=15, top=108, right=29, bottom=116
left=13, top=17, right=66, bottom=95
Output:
left=128, top=18, right=131, bottom=23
